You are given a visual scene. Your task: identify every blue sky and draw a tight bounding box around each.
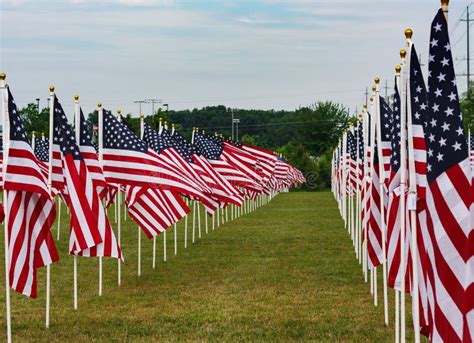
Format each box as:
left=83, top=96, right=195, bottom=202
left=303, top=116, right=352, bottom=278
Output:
left=0, top=0, right=472, bottom=117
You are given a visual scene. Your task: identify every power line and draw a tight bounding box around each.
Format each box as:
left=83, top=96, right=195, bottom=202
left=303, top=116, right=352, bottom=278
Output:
left=200, top=119, right=347, bottom=131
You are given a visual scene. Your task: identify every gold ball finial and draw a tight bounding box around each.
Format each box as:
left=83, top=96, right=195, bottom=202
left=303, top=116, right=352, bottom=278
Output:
left=0, top=73, right=6, bottom=81
left=117, top=109, right=122, bottom=115
left=97, top=102, right=102, bottom=108
left=41, top=132, right=45, bottom=137
left=140, top=113, right=144, bottom=119
left=74, top=95, right=79, bottom=102
left=363, top=104, right=367, bottom=110
left=374, top=77, right=380, bottom=84
left=441, top=0, right=449, bottom=6
left=370, top=96, right=375, bottom=102
left=49, top=85, right=55, bottom=93
left=372, top=85, right=377, bottom=92
left=395, top=65, right=402, bottom=73
left=32, top=130, right=36, bottom=135
left=159, top=117, right=163, bottom=122
left=405, top=29, right=413, bottom=40
left=164, top=121, right=168, bottom=126
left=400, top=49, right=407, bottom=59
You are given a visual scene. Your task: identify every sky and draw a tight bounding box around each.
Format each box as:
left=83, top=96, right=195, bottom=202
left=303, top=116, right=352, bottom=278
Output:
left=0, top=0, right=472, bottom=117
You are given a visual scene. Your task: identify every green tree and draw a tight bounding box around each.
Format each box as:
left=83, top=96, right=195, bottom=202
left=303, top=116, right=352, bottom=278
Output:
left=19, top=103, right=49, bottom=138
left=460, top=82, right=474, bottom=132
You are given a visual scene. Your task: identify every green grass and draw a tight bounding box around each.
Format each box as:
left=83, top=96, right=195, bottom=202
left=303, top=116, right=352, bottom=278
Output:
left=0, top=192, right=417, bottom=341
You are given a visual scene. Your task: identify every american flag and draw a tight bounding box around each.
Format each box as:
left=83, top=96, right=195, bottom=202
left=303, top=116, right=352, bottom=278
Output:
left=346, top=129, right=357, bottom=195
left=100, top=111, right=211, bottom=203
left=3, top=86, right=58, bottom=298
left=385, top=75, right=412, bottom=293
left=379, top=97, right=393, bottom=185
left=77, top=109, right=108, bottom=193
left=242, top=144, right=277, bottom=184
left=404, top=43, right=432, bottom=336
left=423, top=9, right=474, bottom=342
left=34, top=137, right=49, bottom=163
left=193, top=131, right=260, bottom=191
left=367, top=97, right=391, bottom=269
left=52, top=98, right=105, bottom=256
left=126, top=186, right=189, bottom=239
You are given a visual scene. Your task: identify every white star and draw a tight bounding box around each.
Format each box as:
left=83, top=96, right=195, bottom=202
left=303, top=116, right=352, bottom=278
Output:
left=456, top=127, right=464, bottom=135
left=420, top=103, right=427, bottom=110
left=445, top=107, right=453, bottom=116
left=432, top=104, right=439, bottom=113
left=440, top=57, right=449, bottom=66
left=441, top=122, right=450, bottom=131
left=448, top=92, right=457, bottom=101
left=429, top=134, right=436, bottom=142
left=444, top=43, right=451, bottom=51
left=430, top=39, right=439, bottom=47
left=452, top=142, right=461, bottom=151
left=436, top=153, right=444, bottom=161
left=427, top=164, right=432, bottom=172
left=434, top=88, right=442, bottom=97
left=434, top=22, right=442, bottom=32
left=439, top=138, right=447, bottom=147
left=437, top=73, right=446, bottom=82
left=416, top=86, right=422, bottom=93
left=428, top=148, right=433, bottom=157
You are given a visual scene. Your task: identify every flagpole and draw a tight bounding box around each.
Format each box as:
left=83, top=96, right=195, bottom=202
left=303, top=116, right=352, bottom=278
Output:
left=45, top=84, right=56, bottom=328
left=138, top=113, right=146, bottom=275
left=1, top=73, right=12, bottom=343
left=191, top=128, right=196, bottom=241
left=374, top=77, right=389, bottom=325
left=73, top=95, right=81, bottom=309
left=197, top=201, right=201, bottom=239
left=399, top=48, right=408, bottom=343
left=205, top=209, right=208, bottom=234
left=405, top=28, right=421, bottom=343
left=174, top=222, right=177, bottom=255
left=162, top=120, right=167, bottom=262
left=97, top=102, right=105, bottom=293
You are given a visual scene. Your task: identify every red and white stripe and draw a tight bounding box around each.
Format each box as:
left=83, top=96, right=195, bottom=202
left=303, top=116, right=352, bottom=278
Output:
left=126, top=186, right=189, bottom=239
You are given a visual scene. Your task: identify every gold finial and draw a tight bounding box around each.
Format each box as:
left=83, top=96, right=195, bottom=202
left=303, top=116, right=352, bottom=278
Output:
left=159, top=117, right=163, bottom=122
left=441, top=0, right=449, bottom=6
left=172, top=123, right=175, bottom=129
left=395, top=65, right=401, bottom=74
left=164, top=121, right=168, bottom=127
left=372, top=85, right=377, bottom=92
left=74, top=95, right=79, bottom=102
left=98, top=102, right=102, bottom=108
left=370, top=96, right=375, bottom=102
left=32, top=130, right=36, bottom=135
left=41, top=132, right=45, bottom=137
left=363, top=104, right=367, bottom=110
left=374, top=77, right=380, bottom=84
left=0, top=73, right=6, bottom=81
left=117, top=109, right=122, bottom=115
left=140, top=113, right=144, bottom=119
left=405, top=28, right=413, bottom=40
left=400, top=49, right=407, bottom=59
left=49, top=85, right=55, bottom=93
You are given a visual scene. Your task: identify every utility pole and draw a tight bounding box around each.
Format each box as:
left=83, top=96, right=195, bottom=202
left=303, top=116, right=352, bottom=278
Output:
left=233, top=118, right=240, bottom=141
left=133, top=100, right=147, bottom=115
left=384, top=80, right=390, bottom=107
left=231, top=109, right=234, bottom=140
left=36, top=98, right=40, bottom=114
left=144, top=98, right=162, bottom=116
left=461, top=5, right=474, bottom=129
left=365, top=87, right=369, bottom=106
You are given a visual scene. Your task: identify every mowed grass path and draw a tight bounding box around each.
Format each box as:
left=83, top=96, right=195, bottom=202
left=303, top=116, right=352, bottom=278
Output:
left=0, top=192, right=414, bottom=341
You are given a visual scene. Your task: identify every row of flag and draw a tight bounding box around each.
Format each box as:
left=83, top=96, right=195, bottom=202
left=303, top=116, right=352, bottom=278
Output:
left=0, top=75, right=305, bottom=340
left=332, top=3, right=473, bottom=343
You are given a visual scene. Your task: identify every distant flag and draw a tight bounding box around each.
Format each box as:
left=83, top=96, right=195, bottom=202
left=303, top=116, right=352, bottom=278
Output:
left=100, top=110, right=211, bottom=203
left=3, top=86, right=58, bottom=298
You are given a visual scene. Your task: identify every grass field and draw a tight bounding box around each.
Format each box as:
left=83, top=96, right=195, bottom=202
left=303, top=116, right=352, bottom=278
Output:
left=0, top=192, right=416, bottom=341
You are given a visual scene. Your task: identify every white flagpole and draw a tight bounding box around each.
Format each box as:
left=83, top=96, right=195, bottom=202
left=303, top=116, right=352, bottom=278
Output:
left=205, top=209, right=208, bottom=234
left=153, top=236, right=156, bottom=268
left=174, top=222, right=177, bottom=255
left=45, top=84, right=56, bottom=328
left=138, top=114, right=145, bottom=273
left=1, top=73, right=12, bottom=343
left=405, top=29, right=421, bottom=343
left=212, top=212, right=215, bottom=231
left=97, top=102, right=105, bottom=292
left=184, top=208, right=188, bottom=248
left=73, top=95, right=81, bottom=309
left=399, top=48, right=408, bottom=343
left=192, top=201, right=196, bottom=243
left=374, top=78, right=389, bottom=325
left=197, top=202, right=202, bottom=239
